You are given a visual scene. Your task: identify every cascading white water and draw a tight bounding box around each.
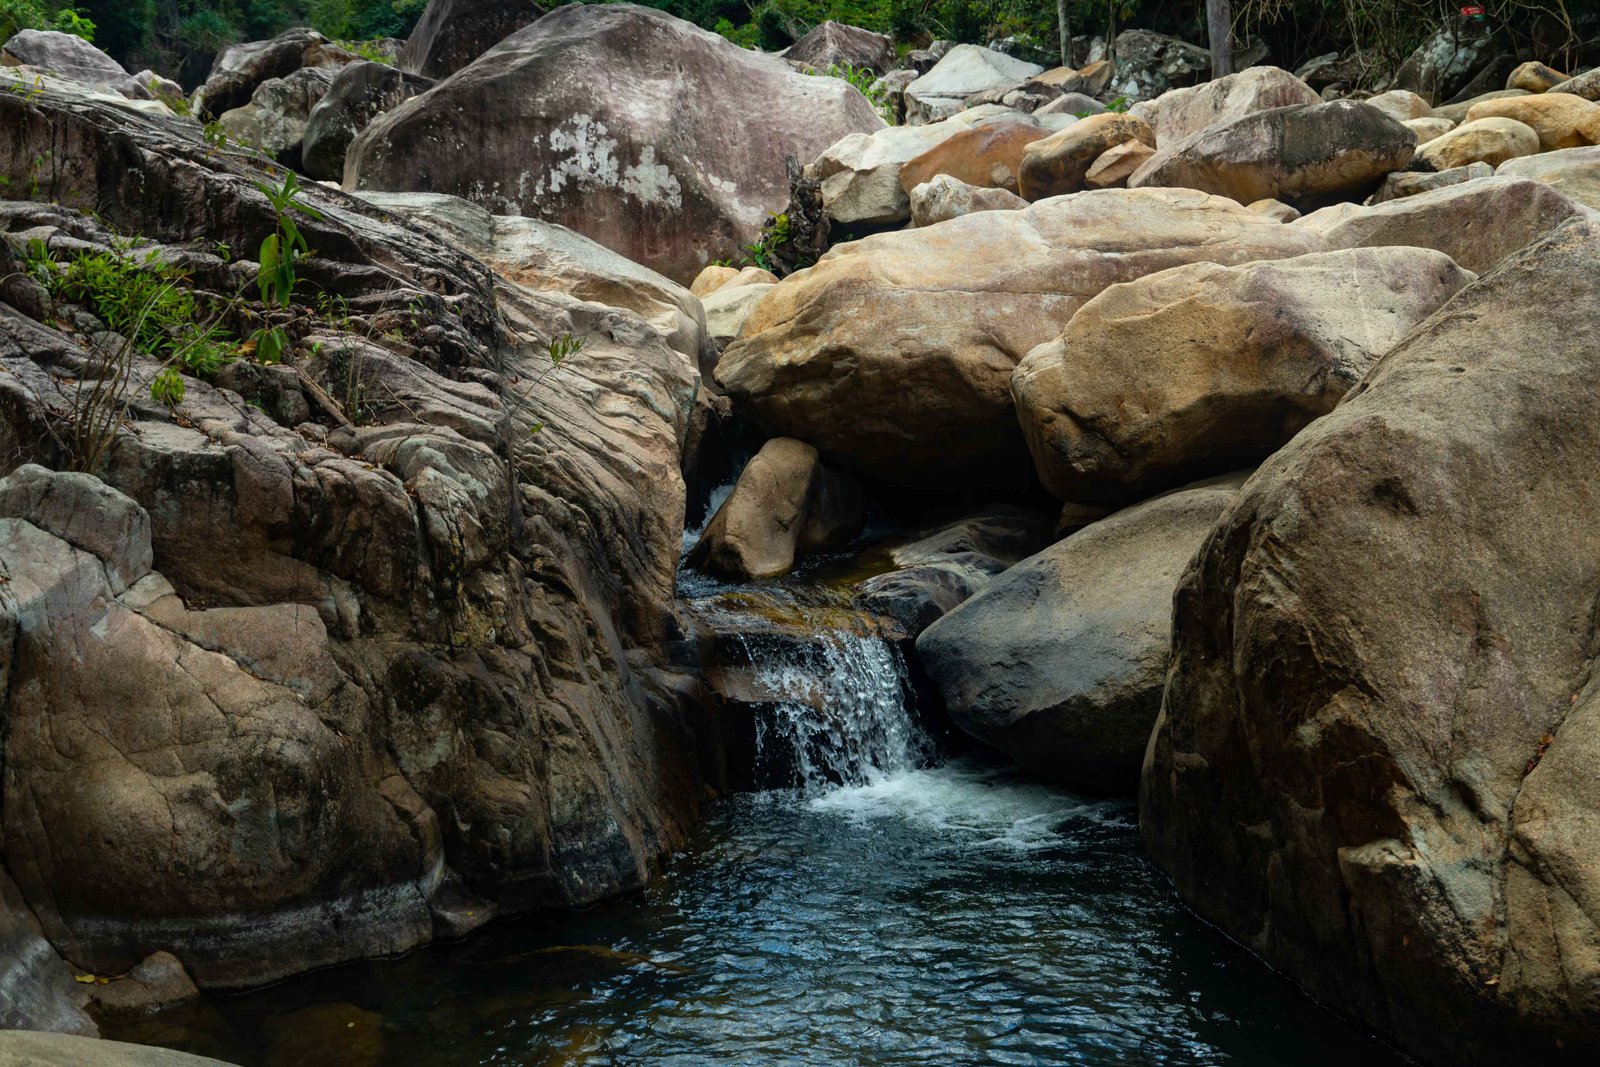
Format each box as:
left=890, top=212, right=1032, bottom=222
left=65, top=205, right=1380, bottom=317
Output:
left=733, top=623, right=930, bottom=790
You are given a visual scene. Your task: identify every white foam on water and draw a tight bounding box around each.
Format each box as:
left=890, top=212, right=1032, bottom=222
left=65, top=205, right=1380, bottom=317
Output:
left=807, top=759, right=1131, bottom=852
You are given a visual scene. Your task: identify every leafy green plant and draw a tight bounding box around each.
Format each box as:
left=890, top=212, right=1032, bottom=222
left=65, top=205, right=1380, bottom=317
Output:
left=147, top=79, right=192, bottom=117
left=737, top=211, right=795, bottom=274
left=250, top=170, right=323, bottom=364
left=28, top=241, right=233, bottom=389
left=0, top=1, right=94, bottom=43
left=335, top=37, right=395, bottom=64
left=821, top=61, right=896, bottom=124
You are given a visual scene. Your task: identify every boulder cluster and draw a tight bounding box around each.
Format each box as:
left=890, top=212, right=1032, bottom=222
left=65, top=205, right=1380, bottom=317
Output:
left=1, top=3, right=1600, bottom=1065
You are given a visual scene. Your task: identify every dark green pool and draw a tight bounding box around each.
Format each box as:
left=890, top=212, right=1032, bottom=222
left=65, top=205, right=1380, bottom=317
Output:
left=111, top=756, right=1406, bottom=1066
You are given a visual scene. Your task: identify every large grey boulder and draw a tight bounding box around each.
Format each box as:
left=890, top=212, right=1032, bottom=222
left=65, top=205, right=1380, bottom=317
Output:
left=1392, top=21, right=1506, bottom=103
left=0, top=81, right=717, bottom=992
left=1012, top=247, right=1474, bottom=505
left=1142, top=215, right=1600, bottom=1066
left=217, top=66, right=338, bottom=161
left=903, top=45, right=1043, bottom=125
left=1130, top=100, right=1417, bottom=209
left=918, top=475, right=1245, bottom=793
left=401, top=0, right=548, bottom=80
left=783, top=21, right=895, bottom=75
left=348, top=4, right=884, bottom=282
left=1106, top=29, right=1210, bottom=101
left=303, top=61, right=434, bottom=181
left=0, top=29, right=139, bottom=97
left=196, top=28, right=357, bottom=118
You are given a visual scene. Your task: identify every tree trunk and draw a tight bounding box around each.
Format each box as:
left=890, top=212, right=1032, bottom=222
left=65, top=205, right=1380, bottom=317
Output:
left=1057, top=0, right=1072, bottom=69
left=1206, top=0, right=1234, bottom=79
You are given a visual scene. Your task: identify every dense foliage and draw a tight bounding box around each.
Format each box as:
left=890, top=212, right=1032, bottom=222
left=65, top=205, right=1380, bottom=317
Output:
left=65, top=0, right=425, bottom=77
left=7, top=0, right=1590, bottom=92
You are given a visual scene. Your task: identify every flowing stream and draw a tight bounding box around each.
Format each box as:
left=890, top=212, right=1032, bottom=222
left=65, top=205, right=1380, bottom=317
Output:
left=111, top=577, right=1407, bottom=1065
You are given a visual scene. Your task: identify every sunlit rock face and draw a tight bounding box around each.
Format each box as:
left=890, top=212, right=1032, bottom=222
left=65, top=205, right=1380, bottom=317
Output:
left=348, top=3, right=885, bottom=283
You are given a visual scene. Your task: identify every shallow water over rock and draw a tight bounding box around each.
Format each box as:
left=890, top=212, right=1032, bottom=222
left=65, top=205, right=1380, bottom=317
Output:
left=116, top=756, right=1405, bottom=1065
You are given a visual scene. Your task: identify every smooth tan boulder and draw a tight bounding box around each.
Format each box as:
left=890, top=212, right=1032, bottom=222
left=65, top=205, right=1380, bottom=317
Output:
left=703, top=281, right=776, bottom=346
left=1464, top=92, right=1600, bottom=151
left=898, top=120, right=1048, bottom=195
left=1011, top=247, right=1473, bottom=504
left=1145, top=66, right=1321, bottom=146
left=691, top=265, right=742, bottom=297
left=1364, top=89, right=1433, bottom=123
left=1433, top=87, right=1530, bottom=123
left=1499, top=144, right=1600, bottom=209
left=1402, top=116, right=1455, bottom=143
left=1129, top=100, right=1416, bottom=208
left=1018, top=113, right=1156, bottom=199
left=815, top=106, right=1020, bottom=228
left=908, top=174, right=1027, bottom=226
left=1320, top=175, right=1583, bottom=274
left=1415, top=116, right=1541, bottom=169
left=716, top=188, right=1324, bottom=490
left=686, top=438, right=864, bottom=580
left=1292, top=200, right=1362, bottom=236
left=1141, top=216, right=1600, bottom=1067
left=1246, top=197, right=1299, bottom=221
left=1084, top=140, right=1155, bottom=189
left=1508, top=60, right=1568, bottom=93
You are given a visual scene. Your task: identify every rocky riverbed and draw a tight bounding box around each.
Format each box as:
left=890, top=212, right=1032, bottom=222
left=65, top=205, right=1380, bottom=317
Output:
left=1, top=3, right=1599, bottom=1065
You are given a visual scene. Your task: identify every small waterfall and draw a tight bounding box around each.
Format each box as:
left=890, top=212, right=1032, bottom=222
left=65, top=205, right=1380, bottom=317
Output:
left=743, top=626, right=928, bottom=790
left=688, top=591, right=931, bottom=792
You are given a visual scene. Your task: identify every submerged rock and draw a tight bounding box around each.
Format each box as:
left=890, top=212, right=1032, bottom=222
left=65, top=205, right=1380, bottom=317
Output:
left=348, top=4, right=884, bottom=282
left=1142, top=216, right=1600, bottom=1066
left=919, top=475, right=1246, bottom=794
